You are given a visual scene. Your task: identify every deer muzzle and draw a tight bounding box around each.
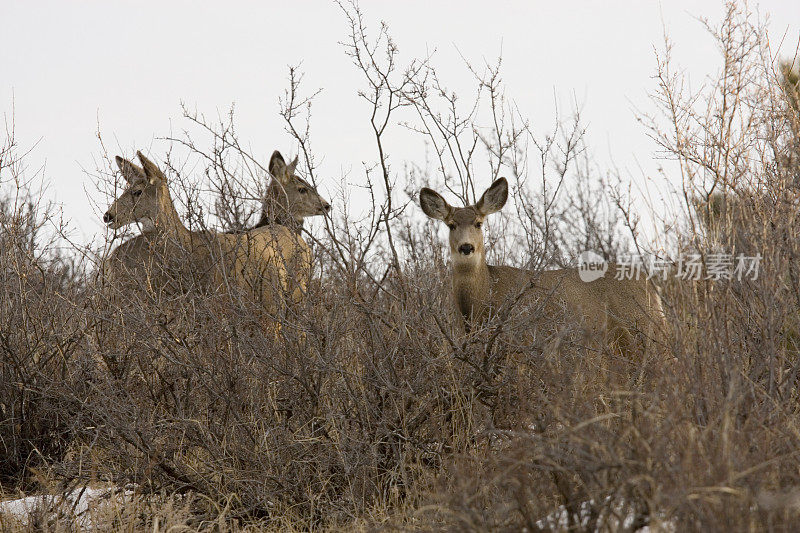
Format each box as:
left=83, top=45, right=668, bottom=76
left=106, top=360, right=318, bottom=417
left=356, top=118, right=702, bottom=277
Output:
left=458, top=243, right=475, bottom=256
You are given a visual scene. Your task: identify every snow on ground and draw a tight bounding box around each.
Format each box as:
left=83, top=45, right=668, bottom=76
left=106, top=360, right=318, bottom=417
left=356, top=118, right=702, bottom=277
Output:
left=1, top=486, right=678, bottom=531
left=0, top=486, right=133, bottom=529
left=536, top=498, right=676, bottom=532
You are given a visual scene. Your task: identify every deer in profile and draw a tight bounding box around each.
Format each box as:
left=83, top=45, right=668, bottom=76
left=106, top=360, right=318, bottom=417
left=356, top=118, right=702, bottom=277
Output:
left=229, top=150, right=330, bottom=235
left=102, top=151, right=312, bottom=314
left=420, top=178, right=664, bottom=359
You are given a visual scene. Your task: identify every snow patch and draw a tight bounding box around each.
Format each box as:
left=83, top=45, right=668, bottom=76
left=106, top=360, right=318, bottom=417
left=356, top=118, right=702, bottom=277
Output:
left=0, top=486, right=133, bottom=529
left=536, top=498, right=676, bottom=532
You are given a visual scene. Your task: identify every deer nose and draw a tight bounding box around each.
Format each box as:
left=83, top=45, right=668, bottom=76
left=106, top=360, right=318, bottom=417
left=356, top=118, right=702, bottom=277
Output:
left=458, top=243, right=474, bottom=255
left=323, top=202, right=331, bottom=212
left=103, top=212, right=114, bottom=224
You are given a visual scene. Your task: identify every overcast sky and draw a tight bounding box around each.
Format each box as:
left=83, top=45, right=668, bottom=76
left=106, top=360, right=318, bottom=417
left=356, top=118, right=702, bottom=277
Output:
left=2, top=1, right=798, bottom=248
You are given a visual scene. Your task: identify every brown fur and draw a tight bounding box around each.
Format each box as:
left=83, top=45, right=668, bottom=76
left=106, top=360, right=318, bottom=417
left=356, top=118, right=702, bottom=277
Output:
left=245, top=150, right=330, bottom=234
left=102, top=152, right=311, bottom=314
left=420, top=178, right=664, bottom=358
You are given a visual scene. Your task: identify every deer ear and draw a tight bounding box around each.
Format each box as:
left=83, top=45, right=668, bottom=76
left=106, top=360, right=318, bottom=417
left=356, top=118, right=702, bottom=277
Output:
left=136, top=151, right=165, bottom=186
left=269, top=150, right=290, bottom=184
left=288, top=155, right=299, bottom=173
left=115, top=156, right=146, bottom=184
left=476, top=178, right=508, bottom=215
left=419, top=187, right=452, bottom=221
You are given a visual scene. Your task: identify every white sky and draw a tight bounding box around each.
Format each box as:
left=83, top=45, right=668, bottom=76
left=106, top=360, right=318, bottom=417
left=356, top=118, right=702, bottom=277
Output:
left=2, top=1, right=799, bottom=248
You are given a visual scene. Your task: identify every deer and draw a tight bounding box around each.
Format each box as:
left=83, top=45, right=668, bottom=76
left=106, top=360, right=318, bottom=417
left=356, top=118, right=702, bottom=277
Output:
left=419, top=177, right=664, bottom=360
left=229, top=150, right=330, bottom=235
left=101, top=151, right=314, bottom=315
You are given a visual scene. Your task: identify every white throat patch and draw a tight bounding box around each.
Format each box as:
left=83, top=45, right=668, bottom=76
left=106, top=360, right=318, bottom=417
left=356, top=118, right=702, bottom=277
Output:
left=137, top=217, right=156, bottom=232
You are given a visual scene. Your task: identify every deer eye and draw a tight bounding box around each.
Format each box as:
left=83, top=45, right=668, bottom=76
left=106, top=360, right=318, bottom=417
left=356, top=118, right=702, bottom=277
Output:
left=298, top=187, right=308, bottom=194
left=475, top=222, right=482, bottom=229
left=447, top=223, right=456, bottom=230
left=132, top=189, right=142, bottom=198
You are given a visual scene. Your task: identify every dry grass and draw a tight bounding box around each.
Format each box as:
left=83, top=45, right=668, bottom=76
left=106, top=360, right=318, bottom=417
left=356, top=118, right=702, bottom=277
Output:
left=2, top=1, right=800, bottom=531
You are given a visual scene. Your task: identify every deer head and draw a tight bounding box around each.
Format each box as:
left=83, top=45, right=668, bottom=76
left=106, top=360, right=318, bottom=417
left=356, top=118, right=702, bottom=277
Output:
left=104, top=151, right=172, bottom=232
left=419, top=178, right=508, bottom=269
left=264, top=150, right=331, bottom=225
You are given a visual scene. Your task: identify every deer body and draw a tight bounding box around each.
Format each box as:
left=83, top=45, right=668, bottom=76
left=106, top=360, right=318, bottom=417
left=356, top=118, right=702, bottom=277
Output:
left=420, top=178, right=663, bottom=357
left=102, top=152, right=311, bottom=313
left=455, top=261, right=659, bottom=352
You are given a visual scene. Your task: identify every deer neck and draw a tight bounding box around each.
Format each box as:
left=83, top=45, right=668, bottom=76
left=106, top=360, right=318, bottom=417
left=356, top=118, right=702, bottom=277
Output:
left=258, top=185, right=303, bottom=234
left=148, top=186, right=192, bottom=246
left=256, top=202, right=303, bottom=234
left=452, top=253, right=491, bottom=323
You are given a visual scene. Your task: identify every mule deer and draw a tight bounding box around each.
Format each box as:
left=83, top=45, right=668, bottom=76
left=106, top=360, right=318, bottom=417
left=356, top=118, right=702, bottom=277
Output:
left=236, top=150, right=330, bottom=234
left=420, top=178, right=664, bottom=359
left=102, top=151, right=311, bottom=314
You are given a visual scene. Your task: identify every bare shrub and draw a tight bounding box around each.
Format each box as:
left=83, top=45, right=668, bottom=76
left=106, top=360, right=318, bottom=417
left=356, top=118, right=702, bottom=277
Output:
left=4, top=1, right=800, bottom=531
left=0, top=129, right=92, bottom=489
left=424, top=3, right=800, bottom=530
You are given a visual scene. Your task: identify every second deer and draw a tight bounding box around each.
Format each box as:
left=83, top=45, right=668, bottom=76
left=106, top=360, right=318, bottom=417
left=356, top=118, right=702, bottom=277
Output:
left=420, top=177, right=664, bottom=360
left=230, top=150, right=330, bottom=234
